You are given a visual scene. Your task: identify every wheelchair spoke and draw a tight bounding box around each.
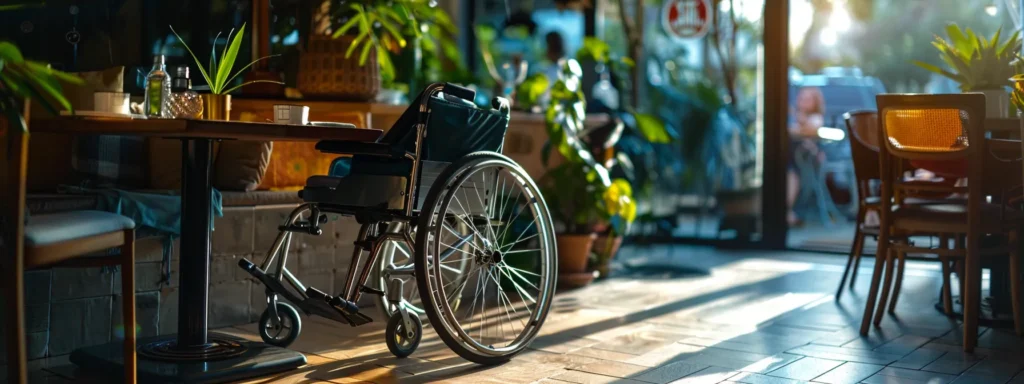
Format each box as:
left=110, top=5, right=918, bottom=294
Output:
left=468, top=182, right=499, bottom=247
left=500, top=233, right=539, bottom=253
left=442, top=222, right=483, bottom=255
left=497, top=266, right=537, bottom=304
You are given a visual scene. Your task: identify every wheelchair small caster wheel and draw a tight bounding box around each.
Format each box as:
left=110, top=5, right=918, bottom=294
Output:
left=386, top=311, right=422, bottom=358
left=259, top=302, right=301, bottom=347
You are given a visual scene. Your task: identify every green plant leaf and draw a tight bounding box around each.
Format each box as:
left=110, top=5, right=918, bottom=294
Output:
left=374, top=14, right=406, bottom=48
left=358, top=38, right=373, bottom=66
left=346, top=32, right=368, bottom=58
left=214, top=23, right=246, bottom=94
left=221, top=79, right=284, bottom=95
left=0, top=41, right=24, bottom=62
left=332, top=16, right=361, bottom=39
left=169, top=25, right=214, bottom=91
left=222, top=54, right=281, bottom=89
left=23, top=61, right=82, bottom=84
left=634, top=113, right=672, bottom=143
left=210, top=31, right=221, bottom=82
left=377, top=45, right=395, bottom=83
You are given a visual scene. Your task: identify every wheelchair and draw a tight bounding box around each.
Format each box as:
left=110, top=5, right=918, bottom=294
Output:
left=239, top=83, right=558, bottom=364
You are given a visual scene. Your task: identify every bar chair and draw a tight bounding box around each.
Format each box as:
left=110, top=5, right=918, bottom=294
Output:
left=2, top=103, right=137, bottom=383
left=861, top=93, right=1023, bottom=352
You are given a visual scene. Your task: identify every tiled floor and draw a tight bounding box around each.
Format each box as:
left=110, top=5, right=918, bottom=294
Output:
left=30, top=246, right=1024, bottom=383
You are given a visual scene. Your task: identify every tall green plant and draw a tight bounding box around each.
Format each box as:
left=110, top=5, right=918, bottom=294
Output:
left=541, top=60, right=635, bottom=235
left=170, top=23, right=282, bottom=94
left=913, top=25, right=1021, bottom=91
left=0, top=42, right=81, bottom=130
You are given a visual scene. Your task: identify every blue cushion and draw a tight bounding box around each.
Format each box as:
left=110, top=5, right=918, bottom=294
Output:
left=25, top=211, right=136, bottom=247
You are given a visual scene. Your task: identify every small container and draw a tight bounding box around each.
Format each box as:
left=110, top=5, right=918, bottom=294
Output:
left=167, top=66, right=203, bottom=118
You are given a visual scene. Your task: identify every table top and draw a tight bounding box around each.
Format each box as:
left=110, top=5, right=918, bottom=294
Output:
left=31, top=116, right=383, bottom=142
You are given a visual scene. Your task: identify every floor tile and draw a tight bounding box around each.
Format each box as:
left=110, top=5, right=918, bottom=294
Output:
left=571, top=360, right=650, bottom=379
left=626, top=342, right=706, bottom=367
left=863, top=367, right=957, bottom=384
left=766, top=357, right=843, bottom=381
left=680, top=337, right=797, bottom=356
left=872, top=335, right=933, bottom=356
left=920, top=354, right=983, bottom=375
left=811, top=362, right=884, bottom=384
left=785, top=345, right=900, bottom=365
left=551, top=370, right=645, bottom=384
left=728, top=372, right=804, bottom=384
left=631, top=360, right=709, bottom=383
left=889, top=348, right=946, bottom=370
left=669, top=366, right=740, bottom=384
left=963, top=358, right=1024, bottom=380
left=947, top=374, right=1007, bottom=384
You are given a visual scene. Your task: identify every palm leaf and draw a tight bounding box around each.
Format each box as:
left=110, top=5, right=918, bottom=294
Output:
left=346, top=32, right=368, bottom=58
left=373, top=14, right=406, bottom=48
left=214, top=23, right=245, bottom=94
left=358, top=38, right=373, bottom=65
left=332, top=16, right=360, bottom=38
left=945, top=24, right=972, bottom=54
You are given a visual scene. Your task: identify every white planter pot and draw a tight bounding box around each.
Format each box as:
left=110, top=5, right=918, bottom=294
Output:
left=974, top=89, right=1010, bottom=118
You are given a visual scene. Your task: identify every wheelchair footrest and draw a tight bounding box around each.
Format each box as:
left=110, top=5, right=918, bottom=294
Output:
left=305, top=287, right=374, bottom=327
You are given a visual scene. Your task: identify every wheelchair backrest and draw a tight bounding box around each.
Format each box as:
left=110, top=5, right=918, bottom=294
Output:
left=380, top=84, right=510, bottom=161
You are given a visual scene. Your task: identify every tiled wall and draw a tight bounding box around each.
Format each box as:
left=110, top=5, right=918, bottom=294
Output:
left=3, top=204, right=363, bottom=361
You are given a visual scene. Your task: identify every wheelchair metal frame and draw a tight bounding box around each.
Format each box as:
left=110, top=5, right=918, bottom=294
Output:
left=244, top=83, right=479, bottom=336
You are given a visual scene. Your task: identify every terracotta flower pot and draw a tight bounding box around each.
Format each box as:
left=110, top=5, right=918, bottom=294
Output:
left=592, top=235, right=623, bottom=279
left=557, top=233, right=597, bottom=288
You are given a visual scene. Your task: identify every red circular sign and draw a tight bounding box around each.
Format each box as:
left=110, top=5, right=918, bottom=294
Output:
left=662, top=0, right=711, bottom=40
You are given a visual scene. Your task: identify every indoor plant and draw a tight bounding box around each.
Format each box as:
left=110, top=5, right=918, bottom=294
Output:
left=913, top=25, right=1021, bottom=117
left=301, top=0, right=461, bottom=100
left=541, top=59, right=635, bottom=287
left=0, top=41, right=80, bottom=121
left=171, top=23, right=282, bottom=120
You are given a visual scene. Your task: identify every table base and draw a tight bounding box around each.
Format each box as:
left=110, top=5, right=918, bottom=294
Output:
left=69, top=333, right=305, bottom=383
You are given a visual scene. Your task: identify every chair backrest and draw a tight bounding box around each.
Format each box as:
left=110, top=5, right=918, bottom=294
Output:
left=844, top=110, right=880, bottom=183
left=875, top=93, right=987, bottom=231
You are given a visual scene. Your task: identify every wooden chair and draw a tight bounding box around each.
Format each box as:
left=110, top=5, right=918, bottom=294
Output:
left=861, top=93, right=1023, bottom=352
left=838, top=111, right=960, bottom=311
left=2, top=103, right=137, bottom=383
left=837, top=111, right=882, bottom=301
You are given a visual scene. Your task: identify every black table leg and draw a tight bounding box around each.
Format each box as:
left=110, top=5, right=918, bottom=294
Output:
left=69, top=138, right=305, bottom=383
left=179, top=138, right=213, bottom=348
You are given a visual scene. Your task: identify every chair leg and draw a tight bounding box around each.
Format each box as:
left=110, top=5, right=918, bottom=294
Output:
left=888, top=250, right=907, bottom=314
left=837, top=209, right=865, bottom=301
left=1009, top=231, right=1023, bottom=337
left=850, top=239, right=865, bottom=290
left=861, top=234, right=890, bottom=336
left=121, top=230, right=137, bottom=384
left=874, top=247, right=897, bottom=326
left=941, top=257, right=953, bottom=315
left=963, top=236, right=981, bottom=353
left=3, top=251, right=27, bottom=384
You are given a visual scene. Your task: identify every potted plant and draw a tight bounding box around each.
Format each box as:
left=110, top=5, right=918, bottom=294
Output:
left=0, top=41, right=81, bottom=120
left=171, top=23, right=282, bottom=120
left=914, top=25, right=1021, bottom=118
left=540, top=60, right=636, bottom=288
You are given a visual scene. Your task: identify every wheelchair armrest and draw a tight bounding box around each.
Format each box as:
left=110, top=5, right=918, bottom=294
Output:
left=315, top=140, right=405, bottom=158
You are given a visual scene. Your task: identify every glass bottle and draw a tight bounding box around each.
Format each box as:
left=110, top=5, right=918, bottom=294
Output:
left=167, top=66, right=203, bottom=118
left=143, top=55, right=172, bottom=118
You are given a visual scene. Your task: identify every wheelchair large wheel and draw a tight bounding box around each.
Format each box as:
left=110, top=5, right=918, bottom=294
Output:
left=416, top=152, right=557, bottom=365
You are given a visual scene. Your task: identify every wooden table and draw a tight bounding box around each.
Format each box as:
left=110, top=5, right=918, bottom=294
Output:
left=32, top=116, right=382, bottom=382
